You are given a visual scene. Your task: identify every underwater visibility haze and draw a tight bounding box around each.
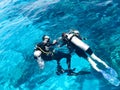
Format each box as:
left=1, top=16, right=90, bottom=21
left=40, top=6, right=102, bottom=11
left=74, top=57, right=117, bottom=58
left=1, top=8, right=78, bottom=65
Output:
left=0, top=0, right=120, bottom=90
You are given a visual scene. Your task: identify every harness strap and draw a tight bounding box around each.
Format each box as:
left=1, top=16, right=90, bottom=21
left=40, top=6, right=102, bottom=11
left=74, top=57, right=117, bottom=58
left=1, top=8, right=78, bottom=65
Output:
left=69, top=34, right=75, bottom=41
left=37, top=46, right=53, bottom=55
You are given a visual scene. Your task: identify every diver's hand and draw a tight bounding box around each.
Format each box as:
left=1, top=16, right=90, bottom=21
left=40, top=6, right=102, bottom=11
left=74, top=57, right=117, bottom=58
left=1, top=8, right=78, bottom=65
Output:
left=83, top=38, right=87, bottom=40
left=57, top=44, right=61, bottom=48
left=53, top=40, right=57, bottom=44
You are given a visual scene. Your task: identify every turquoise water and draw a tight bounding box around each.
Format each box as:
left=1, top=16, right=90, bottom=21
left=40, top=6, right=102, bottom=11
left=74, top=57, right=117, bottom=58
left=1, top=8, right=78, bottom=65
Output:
left=0, top=0, right=120, bottom=90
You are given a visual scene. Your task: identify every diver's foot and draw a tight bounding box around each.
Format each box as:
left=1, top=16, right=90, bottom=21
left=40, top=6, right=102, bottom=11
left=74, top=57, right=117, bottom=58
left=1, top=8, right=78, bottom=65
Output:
left=67, top=68, right=76, bottom=76
left=106, top=66, right=110, bottom=69
left=105, top=67, right=118, bottom=77
left=56, top=68, right=65, bottom=75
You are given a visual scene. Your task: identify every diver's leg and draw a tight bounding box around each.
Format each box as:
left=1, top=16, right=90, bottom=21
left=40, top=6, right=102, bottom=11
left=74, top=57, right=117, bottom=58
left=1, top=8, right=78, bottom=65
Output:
left=56, top=51, right=75, bottom=75
left=54, top=52, right=64, bottom=69
left=91, top=53, right=109, bottom=68
left=87, top=57, right=102, bottom=72
left=86, top=48, right=109, bottom=68
left=66, top=54, right=71, bottom=71
left=75, top=48, right=88, bottom=59
left=37, top=57, right=45, bottom=69
left=34, top=50, right=45, bottom=69
left=56, top=60, right=65, bottom=75
left=56, top=51, right=72, bottom=70
left=61, top=52, right=74, bottom=72
left=66, top=54, right=75, bottom=75
left=67, top=58, right=71, bottom=70
left=53, top=53, right=65, bottom=75
left=75, top=49, right=101, bottom=72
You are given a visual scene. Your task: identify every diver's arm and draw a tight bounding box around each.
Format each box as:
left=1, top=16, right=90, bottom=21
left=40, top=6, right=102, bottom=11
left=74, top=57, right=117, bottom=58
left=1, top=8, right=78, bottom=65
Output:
left=78, top=35, right=87, bottom=40
left=58, top=42, right=66, bottom=47
left=52, top=37, right=66, bottom=47
left=82, top=37, right=87, bottom=40
left=48, top=40, right=58, bottom=46
left=52, top=40, right=58, bottom=45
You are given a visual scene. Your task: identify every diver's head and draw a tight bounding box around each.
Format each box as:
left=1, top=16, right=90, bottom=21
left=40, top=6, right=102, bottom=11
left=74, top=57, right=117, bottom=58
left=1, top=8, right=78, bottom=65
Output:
left=69, top=29, right=79, bottom=36
left=42, top=35, right=50, bottom=42
left=73, top=30, right=79, bottom=34
left=62, top=33, right=67, bottom=37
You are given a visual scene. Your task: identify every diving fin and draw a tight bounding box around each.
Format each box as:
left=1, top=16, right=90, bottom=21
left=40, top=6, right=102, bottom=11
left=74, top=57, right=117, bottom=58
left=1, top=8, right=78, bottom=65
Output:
left=101, top=70, right=120, bottom=86
left=105, top=67, right=118, bottom=77
left=56, top=66, right=65, bottom=75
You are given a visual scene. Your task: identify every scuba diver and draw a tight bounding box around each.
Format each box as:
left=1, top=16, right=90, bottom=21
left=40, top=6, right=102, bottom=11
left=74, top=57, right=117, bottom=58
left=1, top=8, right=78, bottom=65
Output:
left=59, top=30, right=109, bottom=72
left=34, top=35, right=73, bottom=75
left=58, top=30, right=120, bottom=86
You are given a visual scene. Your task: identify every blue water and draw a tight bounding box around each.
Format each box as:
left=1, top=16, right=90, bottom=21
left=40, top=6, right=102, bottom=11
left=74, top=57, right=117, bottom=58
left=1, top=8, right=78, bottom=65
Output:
left=0, top=0, right=120, bottom=90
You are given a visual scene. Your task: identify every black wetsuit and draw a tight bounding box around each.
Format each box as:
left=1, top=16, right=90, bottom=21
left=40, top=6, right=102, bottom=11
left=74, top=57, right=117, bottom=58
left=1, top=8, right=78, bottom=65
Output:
left=35, top=42, right=54, bottom=60
left=35, top=41, right=71, bottom=73
left=61, top=35, right=88, bottom=59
